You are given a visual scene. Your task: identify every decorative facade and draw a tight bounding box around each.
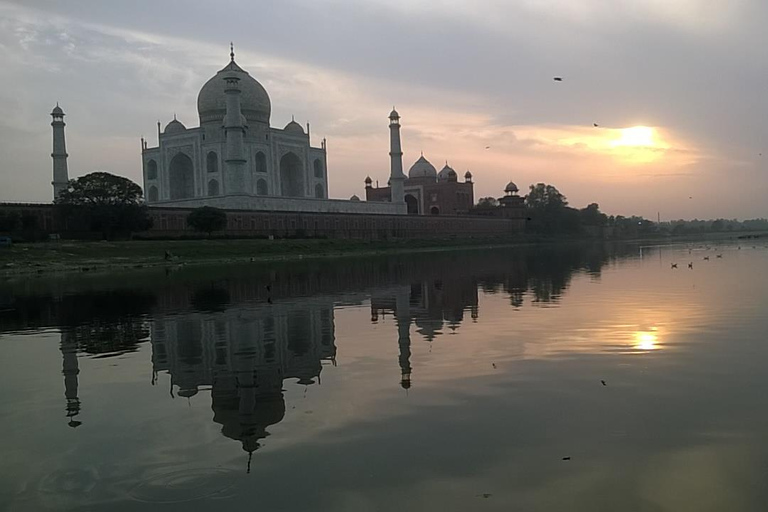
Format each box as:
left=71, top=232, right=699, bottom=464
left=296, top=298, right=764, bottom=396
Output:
left=140, top=46, right=404, bottom=216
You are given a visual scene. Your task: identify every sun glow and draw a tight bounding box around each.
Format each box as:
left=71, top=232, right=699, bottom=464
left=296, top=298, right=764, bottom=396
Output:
left=612, top=126, right=656, bottom=148
left=634, top=329, right=660, bottom=351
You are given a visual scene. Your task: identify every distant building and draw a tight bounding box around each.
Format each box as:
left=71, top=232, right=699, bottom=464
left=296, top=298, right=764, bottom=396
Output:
left=365, top=155, right=475, bottom=215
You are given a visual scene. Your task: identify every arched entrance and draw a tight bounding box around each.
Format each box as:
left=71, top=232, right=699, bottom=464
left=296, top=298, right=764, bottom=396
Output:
left=208, top=179, right=219, bottom=196
left=280, top=152, right=304, bottom=197
left=314, top=183, right=324, bottom=198
left=430, top=206, right=440, bottom=215
left=148, top=186, right=158, bottom=202
left=169, top=153, right=194, bottom=199
left=256, top=179, right=268, bottom=195
left=405, top=194, right=419, bottom=215
left=146, top=160, right=158, bottom=180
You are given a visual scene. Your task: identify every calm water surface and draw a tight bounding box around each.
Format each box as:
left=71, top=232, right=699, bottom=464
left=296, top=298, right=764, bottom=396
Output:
left=1, top=242, right=767, bottom=511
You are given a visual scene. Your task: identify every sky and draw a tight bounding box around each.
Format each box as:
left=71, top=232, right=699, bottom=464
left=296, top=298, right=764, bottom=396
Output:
left=0, top=0, right=766, bottom=220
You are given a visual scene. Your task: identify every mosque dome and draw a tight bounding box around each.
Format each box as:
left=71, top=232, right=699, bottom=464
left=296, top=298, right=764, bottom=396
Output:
left=197, top=55, right=271, bottom=126
left=438, top=164, right=457, bottom=182
left=408, top=155, right=437, bottom=179
left=505, top=181, right=519, bottom=194
left=164, top=118, right=187, bottom=134
left=284, top=119, right=305, bottom=134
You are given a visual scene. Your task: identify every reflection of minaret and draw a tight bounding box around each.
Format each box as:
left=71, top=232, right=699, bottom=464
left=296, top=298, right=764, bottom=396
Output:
left=60, top=331, right=81, bottom=428
left=395, top=287, right=412, bottom=389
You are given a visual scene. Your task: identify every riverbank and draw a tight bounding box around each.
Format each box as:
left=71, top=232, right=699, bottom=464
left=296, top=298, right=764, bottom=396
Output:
left=1, top=231, right=765, bottom=278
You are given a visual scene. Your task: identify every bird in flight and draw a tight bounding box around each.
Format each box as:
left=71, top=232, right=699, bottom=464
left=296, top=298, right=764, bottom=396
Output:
left=485, top=146, right=491, bottom=150
left=593, top=123, right=599, bottom=127
left=553, top=77, right=563, bottom=82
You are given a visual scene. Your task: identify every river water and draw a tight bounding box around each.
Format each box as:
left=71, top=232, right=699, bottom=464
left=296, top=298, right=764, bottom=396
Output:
left=1, top=242, right=767, bottom=511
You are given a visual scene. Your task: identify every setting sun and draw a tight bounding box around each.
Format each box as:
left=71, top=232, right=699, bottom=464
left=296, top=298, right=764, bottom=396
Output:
left=613, top=126, right=656, bottom=148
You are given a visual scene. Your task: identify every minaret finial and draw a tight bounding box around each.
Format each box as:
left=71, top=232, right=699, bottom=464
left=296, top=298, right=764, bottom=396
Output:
left=230, top=42, right=235, bottom=61
left=173, top=112, right=176, bottom=121
left=291, top=114, right=295, bottom=122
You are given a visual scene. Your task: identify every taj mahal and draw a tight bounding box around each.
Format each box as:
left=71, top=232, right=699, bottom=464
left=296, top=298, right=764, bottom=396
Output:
left=42, top=45, right=528, bottom=229
left=137, top=45, right=406, bottom=216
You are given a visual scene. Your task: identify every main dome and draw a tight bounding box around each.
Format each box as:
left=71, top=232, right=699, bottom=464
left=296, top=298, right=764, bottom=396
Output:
left=197, top=58, right=271, bottom=126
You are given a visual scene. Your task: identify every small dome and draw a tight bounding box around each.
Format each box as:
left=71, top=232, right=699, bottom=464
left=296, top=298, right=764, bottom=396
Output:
left=350, top=194, right=360, bottom=202
left=438, top=164, right=457, bottom=182
left=284, top=119, right=304, bottom=134
left=164, top=118, right=187, bottom=134
left=464, top=170, right=473, bottom=179
left=364, top=176, right=372, bottom=184
left=505, top=181, right=519, bottom=193
left=408, top=155, right=437, bottom=179
left=51, top=104, right=64, bottom=116
left=389, top=108, right=400, bottom=119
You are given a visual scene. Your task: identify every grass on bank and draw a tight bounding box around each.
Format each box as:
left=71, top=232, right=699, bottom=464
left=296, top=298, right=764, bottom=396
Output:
left=0, top=236, right=526, bottom=276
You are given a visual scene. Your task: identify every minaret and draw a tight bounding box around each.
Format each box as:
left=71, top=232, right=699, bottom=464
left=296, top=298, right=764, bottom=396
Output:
left=51, top=104, right=69, bottom=199
left=60, top=331, right=82, bottom=428
left=224, top=44, right=247, bottom=194
left=395, top=287, right=412, bottom=390
left=388, top=108, right=406, bottom=203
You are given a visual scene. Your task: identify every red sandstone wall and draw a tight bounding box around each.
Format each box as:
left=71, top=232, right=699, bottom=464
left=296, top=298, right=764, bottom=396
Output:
left=0, top=203, right=524, bottom=240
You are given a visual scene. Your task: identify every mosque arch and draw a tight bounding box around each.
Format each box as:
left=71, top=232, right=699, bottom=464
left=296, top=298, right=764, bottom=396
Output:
left=313, top=159, right=323, bottom=178
left=256, top=179, right=268, bottom=195
left=314, top=183, right=324, bottom=198
left=430, top=206, right=440, bottom=215
left=148, top=186, right=158, bottom=202
left=255, top=151, right=267, bottom=173
left=405, top=194, right=419, bottom=215
left=206, top=151, right=218, bottom=174
left=208, top=179, right=219, bottom=196
left=146, top=160, right=158, bottom=180
left=169, top=153, right=195, bottom=200
left=280, top=152, right=304, bottom=197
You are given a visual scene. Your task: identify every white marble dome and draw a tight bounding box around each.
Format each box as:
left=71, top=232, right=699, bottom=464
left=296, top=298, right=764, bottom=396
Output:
left=164, top=118, right=187, bottom=134
left=197, top=58, right=271, bottom=126
left=284, top=120, right=304, bottom=134
left=408, top=155, right=437, bottom=179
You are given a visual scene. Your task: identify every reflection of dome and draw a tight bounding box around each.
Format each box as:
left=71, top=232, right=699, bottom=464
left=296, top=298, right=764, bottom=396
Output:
left=164, top=119, right=187, bottom=134
left=409, top=156, right=437, bottom=179
left=284, top=120, right=304, bottom=134
left=505, top=181, right=519, bottom=193
left=197, top=57, right=271, bottom=126
left=438, top=164, right=457, bottom=182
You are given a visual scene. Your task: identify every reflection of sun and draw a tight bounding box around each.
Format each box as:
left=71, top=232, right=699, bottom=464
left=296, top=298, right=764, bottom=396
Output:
left=634, top=329, right=660, bottom=351
left=612, top=126, right=655, bottom=148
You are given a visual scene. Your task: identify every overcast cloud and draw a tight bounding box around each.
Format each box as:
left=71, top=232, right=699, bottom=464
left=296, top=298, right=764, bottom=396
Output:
left=1, top=0, right=766, bottom=219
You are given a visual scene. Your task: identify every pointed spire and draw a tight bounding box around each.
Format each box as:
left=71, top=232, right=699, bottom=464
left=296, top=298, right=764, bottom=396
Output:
left=230, top=42, right=235, bottom=61
left=291, top=114, right=295, bottom=122
left=173, top=112, right=177, bottom=121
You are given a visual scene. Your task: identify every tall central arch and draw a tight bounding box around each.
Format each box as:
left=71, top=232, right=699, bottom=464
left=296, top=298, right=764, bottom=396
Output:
left=169, top=153, right=194, bottom=200
left=280, top=152, right=304, bottom=197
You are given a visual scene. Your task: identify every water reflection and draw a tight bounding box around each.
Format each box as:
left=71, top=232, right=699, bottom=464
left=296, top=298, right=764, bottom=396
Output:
left=150, top=297, right=336, bottom=468
left=1, top=243, right=644, bottom=484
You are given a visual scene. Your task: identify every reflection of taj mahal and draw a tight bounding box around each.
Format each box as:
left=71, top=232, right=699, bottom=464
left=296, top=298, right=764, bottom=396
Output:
left=150, top=299, right=336, bottom=459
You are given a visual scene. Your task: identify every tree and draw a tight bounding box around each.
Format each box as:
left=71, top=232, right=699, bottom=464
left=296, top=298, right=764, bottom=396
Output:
left=524, top=183, right=576, bottom=234
left=55, top=172, right=152, bottom=239
left=187, top=206, right=227, bottom=236
left=579, top=203, right=608, bottom=226
left=525, top=183, right=568, bottom=210
left=476, top=197, right=500, bottom=209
